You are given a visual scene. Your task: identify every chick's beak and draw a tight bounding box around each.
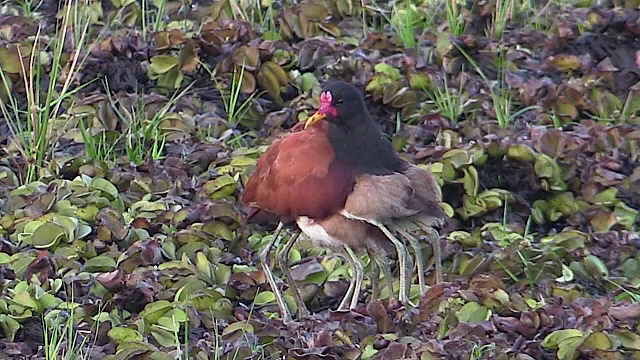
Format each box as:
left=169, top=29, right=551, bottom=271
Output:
left=304, top=110, right=327, bottom=129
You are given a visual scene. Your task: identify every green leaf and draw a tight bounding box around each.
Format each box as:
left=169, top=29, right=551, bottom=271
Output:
left=195, top=252, right=213, bottom=281
left=0, top=315, right=20, bottom=341
left=31, top=223, right=67, bottom=249
left=455, top=301, right=489, bottom=323
left=222, top=321, right=254, bottom=337
left=592, top=187, right=617, bottom=204
left=583, top=255, right=609, bottom=278
left=617, top=330, right=640, bottom=350
left=12, top=291, right=40, bottom=312
left=506, top=144, right=536, bottom=162
left=38, top=293, right=62, bottom=309
left=589, top=211, right=615, bottom=233
left=0, top=47, right=23, bottom=74
left=555, top=264, right=574, bottom=283
left=149, top=324, right=176, bottom=348
left=77, top=205, right=99, bottom=222
left=374, top=63, right=402, bottom=81
left=582, top=332, right=611, bottom=350
left=300, top=72, right=320, bottom=93
left=614, top=201, right=639, bottom=230
left=443, top=149, right=472, bottom=169
left=189, top=292, right=223, bottom=312
left=365, top=75, right=394, bottom=94
left=408, top=73, right=430, bottom=90
left=204, top=175, right=237, bottom=200
left=462, top=166, right=478, bottom=197
left=542, top=329, right=584, bottom=360
left=84, top=255, right=117, bottom=272
left=107, top=327, right=144, bottom=344
left=140, top=300, right=173, bottom=324
left=253, top=291, right=277, bottom=305
left=157, top=315, right=181, bottom=332
left=229, top=156, right=257, bottom=167
left=174, top=278, right=208, bottom=302
left=53, top=215, right=79, bottom=242
left=0, top=252, right=11, bottom=264
left=534, top=154, right=557, bottom=179
left=89, top=178, right=119, bottom=200
left=157, top=66, right=184, bottom=89
left=149, top=55, right=179, bottom=74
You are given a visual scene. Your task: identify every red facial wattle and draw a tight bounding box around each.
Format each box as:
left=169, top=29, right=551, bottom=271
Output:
left=304, top=91, right=339, bottom=129
left=317, top=91, right=338, bottom=118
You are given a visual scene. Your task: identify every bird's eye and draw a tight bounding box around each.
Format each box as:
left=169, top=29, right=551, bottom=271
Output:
left=336, top=99, right=344, bottom=105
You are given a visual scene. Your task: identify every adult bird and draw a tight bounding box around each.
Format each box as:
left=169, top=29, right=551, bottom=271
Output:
left=241, top=80, right=447, bottom=320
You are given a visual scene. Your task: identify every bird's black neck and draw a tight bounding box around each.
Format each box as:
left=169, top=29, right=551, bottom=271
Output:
left=328, top=120, right=407, bottom=176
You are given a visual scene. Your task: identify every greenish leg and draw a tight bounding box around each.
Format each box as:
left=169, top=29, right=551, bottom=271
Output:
left=276, top=230, right=310, bottom=318
left=414, top=222, right=443, bottom=284
left=259, top=222, right=292, bottom=322
left=370, top=221, right=413, bottom=305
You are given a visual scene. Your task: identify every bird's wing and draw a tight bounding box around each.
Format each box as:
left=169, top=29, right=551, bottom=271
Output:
left=241, top=124, right=356, bottom=221
left=341, top=165, right=446, bottom=223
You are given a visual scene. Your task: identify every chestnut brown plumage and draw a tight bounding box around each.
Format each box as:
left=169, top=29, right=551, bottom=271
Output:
left=241, top=80, right=447, bottom=320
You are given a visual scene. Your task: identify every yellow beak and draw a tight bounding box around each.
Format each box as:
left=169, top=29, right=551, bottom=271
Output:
left=304, top=111, right=327, bottom=129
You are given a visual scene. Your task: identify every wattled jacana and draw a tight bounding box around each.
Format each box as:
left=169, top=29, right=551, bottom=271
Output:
left=241, top=80, right=447, bottom=320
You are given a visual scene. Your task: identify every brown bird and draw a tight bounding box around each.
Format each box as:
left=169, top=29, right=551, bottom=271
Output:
left=241, top=81, right=446, bottom=320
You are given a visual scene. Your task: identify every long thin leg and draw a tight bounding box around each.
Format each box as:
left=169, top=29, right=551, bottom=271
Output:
left=414, top=222, right=443, bottom=284
left=370, top=221, right=413, bottom=305
left=337, top=247, right=357, bottom=311
left=368, top=245, right=396, bottom=299
left=344, top=246, right=364, bottom=310
left=276, top=230, right=310, bottom=318
left=368, top=250, right=380, bottom=301
left=258, top=222, right=292, bottom=322
left=394, top=225, right=427, bottom=295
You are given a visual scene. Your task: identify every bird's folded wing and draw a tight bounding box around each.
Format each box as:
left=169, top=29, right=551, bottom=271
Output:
left=341, top=165, right=446, bottom=224
left=241, top=127, right=356, bottom=220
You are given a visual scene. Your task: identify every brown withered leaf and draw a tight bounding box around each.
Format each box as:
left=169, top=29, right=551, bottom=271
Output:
left=0, top=15, right=37, bottom=41
left=23, top=251, right=54, bottom=283
left=155, top=29, right=185, bottom=51
left=232, top=45, right=260, bottom=71
left=178, top=40, right=199, bottom=73
left=371, top=343, right=413, bottom=360
left=536, top=129, right=566, bottom=158
left=96, top=269, right=126, bottom=293
left=96, top=207, right=129, bottom=241
left=366, top=300, right=395, bottom=333
left=3, top=342, right=33, bottom=356
left=596, top=57, right=618, bottom=72
left=609, top=303, right=640, bottom=320
left=290, top=257, right=325, bottom=281
left=518, top=311, right=541, bottom=339
left=552, top=98, right=578, bottom=120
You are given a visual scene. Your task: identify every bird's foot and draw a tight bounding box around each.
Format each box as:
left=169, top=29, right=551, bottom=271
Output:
left=280, top=307, right=293, bottom=323
left=297, top=303, right=311, bottom=319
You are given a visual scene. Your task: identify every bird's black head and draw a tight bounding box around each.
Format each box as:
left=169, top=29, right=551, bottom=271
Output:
left=305, top=81, right=370, bottom=129
left=304, top=80, right=407, bottom=175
